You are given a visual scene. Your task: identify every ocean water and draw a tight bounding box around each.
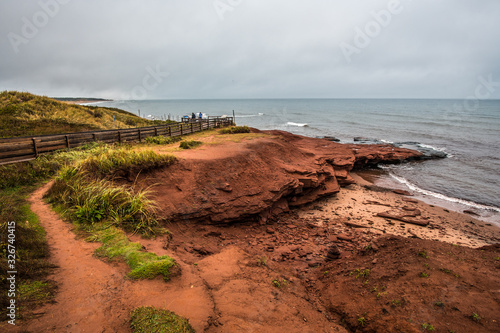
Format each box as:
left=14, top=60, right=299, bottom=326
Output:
left=91, top=99, right=500, bottom=224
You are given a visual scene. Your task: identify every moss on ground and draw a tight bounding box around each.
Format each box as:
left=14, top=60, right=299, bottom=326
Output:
left=130, top=306, right=195, bottom=333
left=92, top=225, right=177, bottom=281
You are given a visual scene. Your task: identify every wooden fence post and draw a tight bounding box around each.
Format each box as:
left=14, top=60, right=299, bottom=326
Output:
left=118, top=131, right=122, bottom=143
left=138, top=129, right=142, bottom=142
left=65, top=135, right=70, bottom=148
left=32, top=138, right=38, bottom=157
left=93, top=133, right=97, bottom=141
left=154, top=127, right=158, bottom=136
left=168, top=126, right=172, bottom=137
left=180, top=124, right=183, bottom=136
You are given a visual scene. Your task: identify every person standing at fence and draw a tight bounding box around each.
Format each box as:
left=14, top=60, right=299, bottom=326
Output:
left=198, top=112, right=203, bottom=119
left=192, top=112, right=196, bottom=119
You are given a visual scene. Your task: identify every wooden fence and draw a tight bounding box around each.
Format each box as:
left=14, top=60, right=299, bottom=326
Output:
left=0, top=117, right=233, bottom=166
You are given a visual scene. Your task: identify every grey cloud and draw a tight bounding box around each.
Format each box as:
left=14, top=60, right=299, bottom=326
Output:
left=1, top=0, right=499, bottom=99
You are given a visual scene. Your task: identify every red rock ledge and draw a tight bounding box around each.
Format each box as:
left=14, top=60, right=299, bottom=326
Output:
left=144, top=130, right=425, bottom=223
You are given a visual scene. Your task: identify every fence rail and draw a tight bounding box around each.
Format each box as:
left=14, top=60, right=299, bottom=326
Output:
left=0, top=117, right=233, bottom=166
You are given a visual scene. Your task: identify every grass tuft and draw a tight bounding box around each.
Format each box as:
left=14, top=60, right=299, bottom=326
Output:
left=46, top=166, right=159, bottom=235
left=418, top=250, right=429, bottom=259
left=179, top=140, right=202, bottom=149
left=130, top=306, right=195, bottom=333
left=219, top=126, right=251, bottom=134
left=471, top=312, right=482, bottom=322
left=145, top=135, right=183, bottom=145
left=421, top=323, right=435, bottom=331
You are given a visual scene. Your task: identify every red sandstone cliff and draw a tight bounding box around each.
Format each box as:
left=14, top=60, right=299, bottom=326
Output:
left=141, top=130, right=423, bottom=223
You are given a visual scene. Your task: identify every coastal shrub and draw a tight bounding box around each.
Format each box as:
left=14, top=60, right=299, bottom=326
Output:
left=80, top=147, right=176, bottom=178
left=130, top=307, right=195, bottom=333
left=93, top=109, right=104, bottom=118
left=179, top=140, right=202, bottom=149
left=145, top=135, right=182, bottom=145
left=219, top=126, right=250, bottom=134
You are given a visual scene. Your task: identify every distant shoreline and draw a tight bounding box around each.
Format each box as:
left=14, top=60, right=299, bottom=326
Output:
left=51, top=97, right=112, bottom=105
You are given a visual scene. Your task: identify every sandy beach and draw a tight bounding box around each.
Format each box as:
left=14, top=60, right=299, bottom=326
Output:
left=297, top=172, right=500, bottom=249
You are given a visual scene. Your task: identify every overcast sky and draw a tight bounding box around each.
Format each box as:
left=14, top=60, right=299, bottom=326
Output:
left=1, top=0, right=499, bottom=100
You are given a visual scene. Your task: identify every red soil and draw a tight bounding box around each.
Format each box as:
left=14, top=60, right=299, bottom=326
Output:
left=7, top=130, right=500, bottom=332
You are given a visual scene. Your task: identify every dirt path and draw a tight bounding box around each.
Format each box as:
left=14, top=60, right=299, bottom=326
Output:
left=13, top=182, right=212, bottom=333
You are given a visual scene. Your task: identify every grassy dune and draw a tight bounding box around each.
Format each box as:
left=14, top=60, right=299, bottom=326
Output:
left=0, top=91, right=173, bottom=138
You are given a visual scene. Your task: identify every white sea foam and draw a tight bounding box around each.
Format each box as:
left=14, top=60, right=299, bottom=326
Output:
left=287, top=122, right=308, bottom=127
left=388, top=173, right=500, bottom=213
left=236, top=114, right=264, bottom=118
left=79, top=101, right=106, bottom=106
left=417, top=143, right=453, bottom=158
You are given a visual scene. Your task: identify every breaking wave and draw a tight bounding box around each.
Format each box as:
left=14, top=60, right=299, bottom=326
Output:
left=388, top=173, right=500, bottom=213
left=287, top=122, right=308, bottom=127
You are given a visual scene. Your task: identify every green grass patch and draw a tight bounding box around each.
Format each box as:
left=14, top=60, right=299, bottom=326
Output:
left=91, top=225, right=177, bottom=281
left=145, top=135, right=183, bottom=145
left=19, top=280, right=56, bottom=309
left=130, top=306, right=195, bottom=333
left=179, top=140, right=202, bottom=149
left=219, top=126, right=250, bottom=134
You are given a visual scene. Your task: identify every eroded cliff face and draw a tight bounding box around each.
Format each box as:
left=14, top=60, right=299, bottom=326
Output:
left=143, top=130, right=424, bottom=223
